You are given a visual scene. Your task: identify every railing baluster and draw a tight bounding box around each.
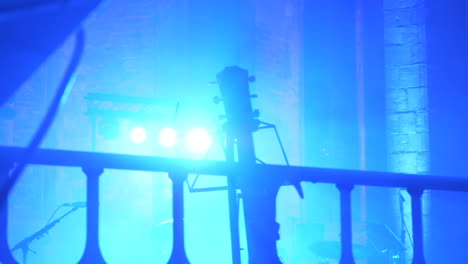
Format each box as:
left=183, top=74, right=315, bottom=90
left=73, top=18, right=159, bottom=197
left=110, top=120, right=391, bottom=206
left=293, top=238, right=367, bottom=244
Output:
left=337, top=184, right=355, bottom=264
left=78, top=167, right=106, bottom=264
left=407, top=187, right=426, bottom=264
left=0, top=162, right=18, bottom=264
left=167, top=171, right=190, bottom=264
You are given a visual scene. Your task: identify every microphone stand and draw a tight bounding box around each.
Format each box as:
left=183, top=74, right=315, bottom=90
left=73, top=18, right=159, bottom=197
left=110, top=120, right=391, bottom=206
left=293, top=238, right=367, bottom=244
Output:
left=11, top=206, right=81, bottom=264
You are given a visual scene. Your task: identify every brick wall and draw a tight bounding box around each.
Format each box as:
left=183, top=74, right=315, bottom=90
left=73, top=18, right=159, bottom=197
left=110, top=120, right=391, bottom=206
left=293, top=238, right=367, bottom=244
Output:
left=384, top=0, right=430, bottom=262
left=384, top=0, right=430, bottom=175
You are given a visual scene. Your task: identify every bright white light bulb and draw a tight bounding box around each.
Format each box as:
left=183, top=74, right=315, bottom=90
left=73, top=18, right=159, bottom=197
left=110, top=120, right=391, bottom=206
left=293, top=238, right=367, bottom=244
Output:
left=129, top=126, right=147, bottom=144
left=159, top=128, right=177, bottom=147
left=185, top=128, right=212, bottom=153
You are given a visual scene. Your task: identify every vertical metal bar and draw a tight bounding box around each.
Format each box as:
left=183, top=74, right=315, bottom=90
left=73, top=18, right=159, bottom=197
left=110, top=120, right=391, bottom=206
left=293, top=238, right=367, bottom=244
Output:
left=337, top=184, right=355, bottom=264
left=407, top=187, right=426, bottom=264
left=227, top=182, right=241, bottom=264
left=0, top=162, right=18, bottom=264
left=225, top=135, right=242, bottom=264
left=78, top=167, right=106, bottom=264
left=167, top=171, right=190, bottom=264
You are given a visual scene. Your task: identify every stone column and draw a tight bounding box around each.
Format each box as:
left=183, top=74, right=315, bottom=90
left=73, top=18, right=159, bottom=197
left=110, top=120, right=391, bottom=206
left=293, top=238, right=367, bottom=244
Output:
left=384, top=0, right=430, bottom=262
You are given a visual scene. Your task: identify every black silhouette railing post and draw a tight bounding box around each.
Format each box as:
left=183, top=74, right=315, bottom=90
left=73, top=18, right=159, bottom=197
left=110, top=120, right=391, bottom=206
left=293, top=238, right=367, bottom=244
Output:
left=337, top=184, right=355, bottom=264
left=167, top=171, right=190, bottom=264
left=408, top=187, right=426, bottom=264
left=78, top=166, right=106, bottom=264
left=0, top=162, right=18, bottom=264
left=3, top=146, right=468, bottom=264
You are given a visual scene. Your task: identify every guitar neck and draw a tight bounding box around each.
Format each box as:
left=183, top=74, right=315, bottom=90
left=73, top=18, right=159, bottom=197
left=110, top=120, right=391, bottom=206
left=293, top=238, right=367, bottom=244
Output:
left=217, top=66, right=283, bottom=264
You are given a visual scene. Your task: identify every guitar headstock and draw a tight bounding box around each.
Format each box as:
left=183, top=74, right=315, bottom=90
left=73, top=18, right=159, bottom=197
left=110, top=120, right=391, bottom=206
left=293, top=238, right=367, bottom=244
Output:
left=215, top=66, right=258, bottom=136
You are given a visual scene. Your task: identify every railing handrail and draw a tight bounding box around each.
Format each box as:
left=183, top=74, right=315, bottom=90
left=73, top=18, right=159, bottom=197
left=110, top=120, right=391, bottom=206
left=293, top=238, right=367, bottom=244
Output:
left=1, top=145, right=467, bottom=264
left=0, top=146, right=467, bottom=192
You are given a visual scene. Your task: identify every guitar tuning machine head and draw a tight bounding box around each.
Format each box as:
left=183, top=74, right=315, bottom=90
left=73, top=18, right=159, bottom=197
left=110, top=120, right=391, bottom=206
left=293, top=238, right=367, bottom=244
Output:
left=249, top=76, right=256, bottom=83
left=252, top=109, right=260, bottom=118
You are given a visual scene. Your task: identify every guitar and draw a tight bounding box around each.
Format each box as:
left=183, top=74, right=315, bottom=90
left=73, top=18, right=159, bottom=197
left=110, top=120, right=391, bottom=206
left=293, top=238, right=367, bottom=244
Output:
left=216, top=66, right=283, bottom=264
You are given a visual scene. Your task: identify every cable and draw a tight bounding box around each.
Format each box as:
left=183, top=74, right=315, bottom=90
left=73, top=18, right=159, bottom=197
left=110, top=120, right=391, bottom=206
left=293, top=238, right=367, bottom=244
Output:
left=0, top=29, right=85, bottom=205
left=257, top=120, right=303, bottom=198
left=258, top=121, right=290, bottom=166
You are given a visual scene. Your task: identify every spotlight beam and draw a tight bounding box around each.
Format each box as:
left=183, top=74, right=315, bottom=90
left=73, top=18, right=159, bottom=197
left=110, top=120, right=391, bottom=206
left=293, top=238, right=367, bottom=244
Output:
left=185, top=128, right=212, bottom=153
left=129, top=126, right=147, bottom=144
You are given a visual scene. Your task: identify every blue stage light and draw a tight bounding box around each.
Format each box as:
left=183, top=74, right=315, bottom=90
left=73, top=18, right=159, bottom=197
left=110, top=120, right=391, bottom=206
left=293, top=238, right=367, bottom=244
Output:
left=158, top=128, right=177, bottom=147
left=129, top=126, right=147, bottom=144
left=185, top=128, right=212, bottom=153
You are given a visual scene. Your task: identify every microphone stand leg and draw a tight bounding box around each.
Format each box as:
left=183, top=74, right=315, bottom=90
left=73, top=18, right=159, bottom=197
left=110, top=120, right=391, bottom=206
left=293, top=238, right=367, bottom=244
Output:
left=227, top=176, right=241, bottom=264
left=225, top=135, right=241, bottom=264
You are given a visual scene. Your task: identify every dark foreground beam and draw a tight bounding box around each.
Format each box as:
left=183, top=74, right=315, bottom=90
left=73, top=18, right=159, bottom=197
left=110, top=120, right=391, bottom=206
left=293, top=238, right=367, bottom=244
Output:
left=0, top=146, right=467, bottom=192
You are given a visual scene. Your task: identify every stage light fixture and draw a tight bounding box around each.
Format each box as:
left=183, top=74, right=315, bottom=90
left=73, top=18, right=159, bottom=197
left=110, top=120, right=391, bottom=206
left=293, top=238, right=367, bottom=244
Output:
left=185, top=128, right=212, bottom=153
left=158, top=128, right=177, bottom=147
left=129, top=126, right=147, bottom=144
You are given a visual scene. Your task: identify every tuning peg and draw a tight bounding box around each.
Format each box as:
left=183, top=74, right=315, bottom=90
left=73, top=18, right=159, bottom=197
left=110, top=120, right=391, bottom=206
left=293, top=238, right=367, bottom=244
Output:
left=217, top=114, right=225, bottom=121
left=252, top=109, right=260, bottom=118
left=250, top=94, right=258, bottom=98
left=249, top=76, right=256, bottom=83
left=213, top=96, right=223, bottom=104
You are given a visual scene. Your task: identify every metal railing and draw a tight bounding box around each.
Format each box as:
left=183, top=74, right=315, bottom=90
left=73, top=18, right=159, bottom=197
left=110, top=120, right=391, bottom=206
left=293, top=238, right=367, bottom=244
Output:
left=1, top=146, right=468, bottom=264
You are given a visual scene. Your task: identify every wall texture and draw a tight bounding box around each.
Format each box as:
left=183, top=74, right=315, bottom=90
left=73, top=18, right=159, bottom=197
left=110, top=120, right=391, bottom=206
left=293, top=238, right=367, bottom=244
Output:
left=384, top=0, right=430, bottom=262
left=384, top=0, right=430, bottom=175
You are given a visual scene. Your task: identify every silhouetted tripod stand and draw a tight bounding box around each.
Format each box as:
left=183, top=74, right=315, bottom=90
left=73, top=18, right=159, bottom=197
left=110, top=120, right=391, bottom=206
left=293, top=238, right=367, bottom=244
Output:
left=11, top=206, right=83, bottom=264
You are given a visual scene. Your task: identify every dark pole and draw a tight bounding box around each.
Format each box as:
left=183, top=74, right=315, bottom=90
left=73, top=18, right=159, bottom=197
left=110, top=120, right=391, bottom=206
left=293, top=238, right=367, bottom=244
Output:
left=225, top=134, right=242, bottom=264
left=167, top=171, right=190, bottom=264
left=407, top=187, right=425, bottom=264
left=78, top=166, right=106, bottom=264
left=337, top=184, right=355, bottom=264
